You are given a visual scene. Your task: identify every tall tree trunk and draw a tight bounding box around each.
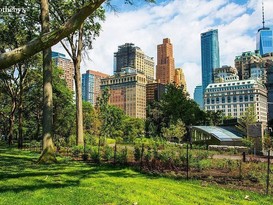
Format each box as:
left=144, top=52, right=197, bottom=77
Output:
left=38, top=0, right=56, bottom=163
left=8, top=99, right=16, bottom=146
left=74, top=24, right=84, bottom=146
left=18, top=65, right=26, bottom=149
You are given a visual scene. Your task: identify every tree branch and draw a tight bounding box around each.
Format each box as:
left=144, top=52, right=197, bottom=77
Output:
left=0, top=0, right=105, bottom=69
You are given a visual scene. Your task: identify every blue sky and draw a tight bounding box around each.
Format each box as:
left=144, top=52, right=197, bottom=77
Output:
left=54, top=0, right=273, bottom=97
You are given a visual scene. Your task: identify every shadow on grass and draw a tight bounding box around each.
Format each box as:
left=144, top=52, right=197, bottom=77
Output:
left=0, top=147, right=146, bottom=193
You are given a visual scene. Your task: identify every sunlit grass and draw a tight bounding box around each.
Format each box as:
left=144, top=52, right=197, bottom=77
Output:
left=0, top=148, right=272, bottom=205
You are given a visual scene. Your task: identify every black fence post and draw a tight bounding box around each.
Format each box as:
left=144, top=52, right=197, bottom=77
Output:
left=242, top=152, right=246, bottom=162
left=266, top=150, right=270, bottom=195
left=186, top=142, right=189, bottom=180
left=114, top=143, right=117, bottom=166
left=140, top=143, right=144, bottom=170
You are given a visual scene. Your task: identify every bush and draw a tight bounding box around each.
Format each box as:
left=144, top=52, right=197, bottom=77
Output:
left=134, top=146, right=141, bottom=162
left=116, top=147, right=128, bottom=165
left=116, top=137, right=123, bottom=144
left=72, top=145, right=84, bottom=157
left=68, top=135, right=76, bottom=147
left=90, top=147, right=100, bottom=163
left=85, top=134, right=98, bottom=146
left=144, top=147, right=152, bottom=162
left=103, top=146, right=113, bottom=161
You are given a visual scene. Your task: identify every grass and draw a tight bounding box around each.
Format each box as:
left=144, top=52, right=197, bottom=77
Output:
left=0, top=147, right=272, bottom=205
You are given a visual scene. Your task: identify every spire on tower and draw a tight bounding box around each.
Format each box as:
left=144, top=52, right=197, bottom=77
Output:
left=262, top=0, right=265, bottom=28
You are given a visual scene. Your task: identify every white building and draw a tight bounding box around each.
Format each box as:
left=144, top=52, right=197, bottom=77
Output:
left=204, top=79, right=267, bottom=124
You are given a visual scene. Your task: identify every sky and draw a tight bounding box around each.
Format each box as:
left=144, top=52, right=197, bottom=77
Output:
left=53, top=0, right=273, bottom=98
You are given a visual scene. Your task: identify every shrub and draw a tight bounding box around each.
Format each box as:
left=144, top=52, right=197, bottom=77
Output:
left=116, top=137, right=123, bottom=144
left=68, top=135, right=76, bottom=147
left=116, top=147, right=128, bottom=165
left=72, top=145, right=84, bottom=157
left=84, top=134, right=98, bottom=146
left=103, top=146, right=114, bottom=161
left=134, top=146, right=141, bottom=162
left=90, top=147, right=100, bottom=163
left=144, top=147, right=152, bottom=162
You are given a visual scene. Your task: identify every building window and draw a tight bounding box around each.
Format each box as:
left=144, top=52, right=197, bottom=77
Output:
left=233, top=96, right=237, bottom=102
left=227, top=97, right=231, bottom=103
left=239, top=96, right=243, bottom=102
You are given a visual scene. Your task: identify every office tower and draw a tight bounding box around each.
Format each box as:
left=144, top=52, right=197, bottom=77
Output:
left=204, top=79, right=267, bottom=124
left=146, top=83, right=166, bottom=105
left=256, top=1, right=273, bottom=56
left=193, top=85, right=203, bottom=109
left=201, top=29, right=220, bottom=92
left=114, top=43, right=154, bottom=83
left=214, top=66, right=238, bottom=83
left=264, top=54, right=273, bottom=122
left=82, top=70, right=109, bottom=105
left=156, top=38, right=175, bottom=84
left=101, top=72, right=147, bottom=119
left=52, top=51, right=74, bottom=90
left=174, top=68, right=187, bottom=93
left=235, top=51, right=264, bottom=81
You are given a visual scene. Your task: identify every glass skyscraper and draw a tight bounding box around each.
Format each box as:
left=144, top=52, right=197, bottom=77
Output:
left=201, top=29, right=220, bottom=93
left=193, top=85, right=203, bottom=109
left=256, top=27, right=273, bottom=56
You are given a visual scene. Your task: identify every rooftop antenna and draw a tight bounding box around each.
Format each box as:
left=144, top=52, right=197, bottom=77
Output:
left=262, top=0, right=265, bottom=28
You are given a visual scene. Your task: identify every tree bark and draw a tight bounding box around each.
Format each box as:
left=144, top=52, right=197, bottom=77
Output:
left=74, top=24, right=84, bottom=146
left=38, top=0, right=56, bottom=163
left=8, top=99, right=16, bottom=146
left=0, top=0, right=105, bottom=69
left=18, top=65, right=27, bottom=149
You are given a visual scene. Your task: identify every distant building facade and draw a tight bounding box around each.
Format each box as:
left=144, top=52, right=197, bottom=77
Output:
left=52, top=51, right=74, bottom=90
left=101, top=72, right=147, bottom=119
left=82, top=70, right=109, bottom=105
left=146, top=83, right=166, bottom=105
left=156, top=38, right=175, bottom=84
left=194, top=85, right=203, bottom=109
left=214, top=66, right=238, bottom=83
left=201, top=29, right=220, bottom=93
left=204, top=80, right=267, bottom=124
left=234, top=51, right=264, bottom=81
left=174, top=68, right=187, bottom=93
left=257, top=27, right=273, bottom=56
left=114, top=43, right=154, bottom=83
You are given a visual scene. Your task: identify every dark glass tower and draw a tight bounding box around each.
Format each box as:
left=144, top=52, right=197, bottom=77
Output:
left=201, top=29, right=220, bottom=93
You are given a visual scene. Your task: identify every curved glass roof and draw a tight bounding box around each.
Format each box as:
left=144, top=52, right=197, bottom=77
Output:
left=192, top=126, right=242, bottom=142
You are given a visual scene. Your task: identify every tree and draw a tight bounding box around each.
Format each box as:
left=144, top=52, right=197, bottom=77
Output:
left=162, top=120, right=186, bottom=143
left=0, top=0, right=40, bottom=147
left=237, top=104, right=257, bottom=136
left=38, top=0, right=56, bottom=163
left=205, top=110, right=223, bottom=126
left=50, top=1, right=105, bottom=145
left=0, top=0, right=155, bottom=69
left=122, top=117, right=145, bottom=142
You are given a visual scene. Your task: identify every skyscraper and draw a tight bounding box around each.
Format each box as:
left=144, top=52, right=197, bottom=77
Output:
left=174, top=68, right=187, bottom=93
left=256, top=1, right=273, bottom=56
left=52, top=51, right=74, bottom=91
left=156, top=38, right=175, bottom=84
left=101, top=72, right=147, bottom=119
left=201, top=29, right=220, bottom=93
left=82, top=70, right=109, bottom=105
left=193, top=85, right=203, bottom=109
left=114, top=43, right=154, bottom=83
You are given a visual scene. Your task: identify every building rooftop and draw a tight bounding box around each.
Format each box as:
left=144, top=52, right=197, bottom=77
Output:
left=192, top=126, right=242, bottom=142
left=205, top=79, right=264, bottom=89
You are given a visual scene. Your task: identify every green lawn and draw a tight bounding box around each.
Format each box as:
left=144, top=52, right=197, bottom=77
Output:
left=0, top=148, right=272, bottom=205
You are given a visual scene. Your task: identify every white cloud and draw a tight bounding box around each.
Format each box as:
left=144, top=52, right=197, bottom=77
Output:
left=54, top=0, right=273, bottom=98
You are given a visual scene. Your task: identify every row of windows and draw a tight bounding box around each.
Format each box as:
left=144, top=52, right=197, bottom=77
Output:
left=206, top=85, right=254, bottom=92
left=206, top=95, right=255, bottom=104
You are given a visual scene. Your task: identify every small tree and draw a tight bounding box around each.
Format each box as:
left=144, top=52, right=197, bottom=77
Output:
left=162, top=120, right=186, bottom=143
